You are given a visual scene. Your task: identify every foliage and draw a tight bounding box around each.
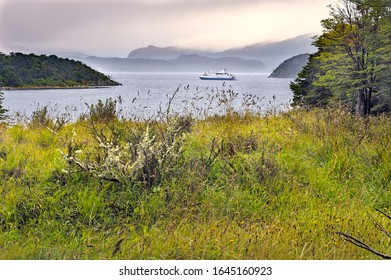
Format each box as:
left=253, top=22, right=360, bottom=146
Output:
left=290, top=53, right=333, bottom=107
left=0, top=52, right=121, bottom=88
left=291, top=0, right=391, bottom=116
left=0, top=102, right=390, bottom=259
left=83, top=97, right=121, bottom=123
left=0, top=91, right=8, bottom=121
left=29, top=106, right=52, bottom=127
left=62, top=115, right=192, bottom=192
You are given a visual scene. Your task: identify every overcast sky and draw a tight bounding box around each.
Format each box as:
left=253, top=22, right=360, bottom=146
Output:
left=0, top=0, right=334, bottom=57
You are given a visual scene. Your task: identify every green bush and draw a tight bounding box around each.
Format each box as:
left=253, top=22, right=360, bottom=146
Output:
left=83, top=98, right=119, bottom=123
left=0, top=91, right=8, bottom=121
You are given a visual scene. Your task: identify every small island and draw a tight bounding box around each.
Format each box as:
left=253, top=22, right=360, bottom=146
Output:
left=0, top=52, right=121, bottom=89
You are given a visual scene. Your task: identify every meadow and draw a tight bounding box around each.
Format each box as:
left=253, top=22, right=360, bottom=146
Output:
left=0, top=95, right=390, bottom=259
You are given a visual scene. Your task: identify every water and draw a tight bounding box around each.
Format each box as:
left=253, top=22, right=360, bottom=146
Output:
left=2, top=72, right=293, bottom=121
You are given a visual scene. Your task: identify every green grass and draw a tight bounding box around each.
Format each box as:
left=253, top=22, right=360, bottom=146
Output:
left=0, top=107, right=390, bottom=259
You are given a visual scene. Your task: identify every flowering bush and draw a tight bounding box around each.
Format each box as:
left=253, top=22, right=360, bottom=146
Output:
left=61, top=115, right=192, bottom=191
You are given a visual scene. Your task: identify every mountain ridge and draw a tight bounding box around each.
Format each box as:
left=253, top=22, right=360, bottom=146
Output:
left=6, top=34, right=316, bottom=74
left=127, top=34, right=316, bottom=69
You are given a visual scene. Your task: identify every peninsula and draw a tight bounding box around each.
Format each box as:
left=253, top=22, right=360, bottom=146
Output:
left=0, top=52, right=121, bottom=89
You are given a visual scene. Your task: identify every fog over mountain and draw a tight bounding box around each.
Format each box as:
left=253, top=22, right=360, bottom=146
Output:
left=12, top=34, right=316, bottom=74
left=127, top=45, right=204, bottom=60
left=216, top=34, right=316, bottom=68
left=126, top=34, right=316, bottom=70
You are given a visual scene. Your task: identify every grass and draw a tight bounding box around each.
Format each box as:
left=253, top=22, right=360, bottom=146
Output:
left=0, top=103, right=390, bottom=260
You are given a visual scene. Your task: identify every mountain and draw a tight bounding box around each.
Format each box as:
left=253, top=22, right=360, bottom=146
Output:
left=269, top=53, right=310, bottom=78
left=127, top=45, right=207, bottom=60
left=9, top=34, right=316, bottom=74
left=126, top=34, right=316, bottom=69
left=216, top=34, right=316, bottom=69
left=83, top=55, right=268, bottom=73
left=0, top=52, right=121, bottom=88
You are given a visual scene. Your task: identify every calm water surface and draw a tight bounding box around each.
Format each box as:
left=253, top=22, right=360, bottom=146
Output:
left=3, top=72, right=293, bottom=120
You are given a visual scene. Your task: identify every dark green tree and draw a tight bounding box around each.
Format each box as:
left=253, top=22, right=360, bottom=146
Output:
left=290, top=51, right=332, bottom=107
left=291, top=0, right=391, bottom=116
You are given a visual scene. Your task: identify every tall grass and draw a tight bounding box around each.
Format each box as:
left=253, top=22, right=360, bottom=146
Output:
left=0, top=96, right=390, bottom=259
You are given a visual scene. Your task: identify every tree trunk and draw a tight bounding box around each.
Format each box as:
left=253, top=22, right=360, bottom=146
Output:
left=356, top=88, right=371, bottom=116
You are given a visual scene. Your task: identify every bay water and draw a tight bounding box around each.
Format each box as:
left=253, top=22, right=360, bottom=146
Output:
left=2, top=72, right=293, bottom=121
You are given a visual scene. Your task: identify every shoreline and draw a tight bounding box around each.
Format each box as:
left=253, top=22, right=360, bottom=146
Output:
left=0, top=84, right=122, bottom=91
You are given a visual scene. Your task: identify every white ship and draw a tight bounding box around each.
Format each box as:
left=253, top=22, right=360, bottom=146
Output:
left=199, top=69, right=236, bottom=80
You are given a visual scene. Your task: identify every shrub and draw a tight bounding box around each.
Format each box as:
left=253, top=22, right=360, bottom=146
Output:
left=61, top=113, right=192, bottom=192
left=29, top=106, right=52, bottom=127
left=0, top=91, right=8, bottom=121
left=83, top=97, right=121, bottom=123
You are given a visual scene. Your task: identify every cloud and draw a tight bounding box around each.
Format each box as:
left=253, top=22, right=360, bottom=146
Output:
left=0, top=0, right=264, bottom=51
left=0, top=0, right=332, bottom=56
left=1, top=2, right=134, bottom=42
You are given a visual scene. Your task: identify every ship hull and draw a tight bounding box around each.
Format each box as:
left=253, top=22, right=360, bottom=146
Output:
left=199, top=76, right=236, bottom=80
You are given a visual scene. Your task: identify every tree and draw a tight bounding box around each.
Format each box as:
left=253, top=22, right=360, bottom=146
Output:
left=291, top=0, right=391, bottom=116
left=290, top=49, right=333, bottom=107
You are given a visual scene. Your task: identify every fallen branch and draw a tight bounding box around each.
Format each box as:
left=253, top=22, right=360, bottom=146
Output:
left=335, top=231, right=391, bottom=259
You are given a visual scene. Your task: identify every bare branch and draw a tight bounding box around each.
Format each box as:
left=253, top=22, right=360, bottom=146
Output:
left=336, top=231, right=391, bottom=259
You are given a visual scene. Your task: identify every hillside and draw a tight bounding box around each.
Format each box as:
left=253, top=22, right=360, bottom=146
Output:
left=83, top=55, right=268, bottom=73
left=269, top=53, right=310, bottom=78
left=0, top=52, right=121, bottom=88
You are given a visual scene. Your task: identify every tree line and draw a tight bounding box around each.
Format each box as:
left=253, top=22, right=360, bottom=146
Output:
left=291, top=0, right=391, bottom=116
left=0, top=52, right=120, bottom=88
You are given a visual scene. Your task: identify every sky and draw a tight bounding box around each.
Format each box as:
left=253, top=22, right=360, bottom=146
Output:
left=0, top=0, right=334, bottom=57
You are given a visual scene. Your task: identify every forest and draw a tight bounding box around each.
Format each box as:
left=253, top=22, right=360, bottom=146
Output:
left=0, top=52, right=121, bottom=88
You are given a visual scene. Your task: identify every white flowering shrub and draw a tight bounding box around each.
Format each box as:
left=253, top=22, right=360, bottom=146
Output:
left=61, top=115, right=192, bottom=191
